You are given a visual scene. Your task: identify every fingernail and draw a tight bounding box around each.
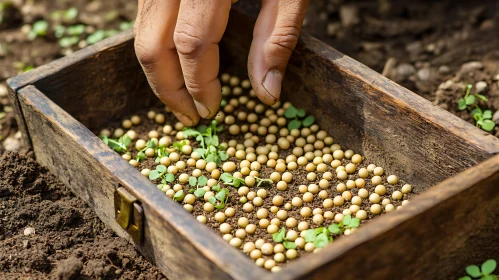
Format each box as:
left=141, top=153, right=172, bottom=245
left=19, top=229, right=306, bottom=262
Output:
left=262, top=70, right=282, bottom=102
left=193, top=100, right=211, bottom=119
left=172, top=111, right=195, bottom=126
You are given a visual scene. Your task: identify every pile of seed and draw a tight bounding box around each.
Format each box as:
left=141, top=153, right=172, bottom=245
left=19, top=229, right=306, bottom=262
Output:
left=98, top=73, right=414, bottom=272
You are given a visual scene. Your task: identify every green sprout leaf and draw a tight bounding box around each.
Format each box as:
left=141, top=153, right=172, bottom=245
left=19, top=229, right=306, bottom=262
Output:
left=343, top=215, right=352, bottom=226
left=328, top=224, right=342, bottom=235
left=482, top=259, right=497, bottom=275
left=304, top=229, right=316, bottom=242
left=215, top=189, right=227, bottom=201
left=198, top=175, right=208, bottom=186
left=284, top=106, right=298, bottom=118
left=208, top=196, right=217, bottom=205
left=348, top=218, right=361, bottom=228
left=288, top=119, right=301, bottom=130
left=481, top=120, right=496, bottom=132
left=149, top=170, right=161, bottom=180
left=63, top=7, right=78, bottom=21
left=173, top=190, right=184, bottom=201
left=465, top=95, right=476, bottom=105
left=283, top=240, right=297, bottom=249
left=458, top=99, right=467, bottom=110
left=483, top=110, right=493, bottom=119
left=458, top=277, right=471, bottom=280
left=314, top=232, right=330, bottom=248
left=466, top=265, right=482, bottom=278
left=189, top=176, right=197, bottom=187
left=87, top=30, right=105, bottom=45
left=194, top=188, right=206, bottom=198
left=165, top=173, right=175, bottom=183
left=296, top=108, right=306, bottom=118
left=220, top=173, right=233, bottom=183
left=272, top=227, right=286, bottom=243
left=302, top=115, right=315, bottom=127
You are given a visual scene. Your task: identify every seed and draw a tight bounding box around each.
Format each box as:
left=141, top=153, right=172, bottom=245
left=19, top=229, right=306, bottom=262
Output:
left=243, top=242, right=256, bottom=253
left=246, top=224, right=257, bottom=234
left=307, top=173, right=317, bottom=181
left=350, top=195, right=362, bottom=206
left=129, top=159, right=138, bottom=167
left=333, top=150, right=344, bottom=160
left=303, top=192, right=314, bottom=203
left=184, top=194, right=196, bottom=205
left=402, top=184, right=412, bottom=194
left=392, top=191, right=403, bottom=200
left=345, top=163, right=356, bottom=173
left=375, top=185, right=387, bottom=195
left=277, top=210, right=288, bottom=220
left=323, top=198, right=333, bottom=208
left=155, top=113, right=165, bottom=124
left=214, top=212, right=226, bottom=222
left=204, top=202, right=215, bottom=212
left=238, top=217, right=249, bottom=228
left=276, top=181, right=288, bottom=191
left=312, top=214, right=324, bottom=225
left=140, top=169, right=150, bottom=176
left=261, top=243, right=274, bottom=255
left=356, top=210, right=367, bottom=220
left=250, top=249, right=262, bottom=260
left=342, top=191, right=352, bottom=201
left=387, top=175, right=399, bottom=185
left=267, top=224, right=279, bottom=234
left=333, top=195, right=345, bottom=206
left=197, top=215, right=207, bottom=224
left=358, top=168, right=369, bottom=178
left=373, top=167, right=384, bottom=176
left=274, top=252, right=286, bottom=263
left=271, top=218, right=281, bottom=226
left=334, top=213, right=344, bottom=223
left=402, top=200, right=410, bottom=206
left=358, top=189, right=369, bottom=199
left=264, top=260, right=276, bottom=270
left=243, top=203, right=254, bottom=213
left=225, top=207, right=235, bottom=217
left=346, top=180, right=356, bottom=189
left=381, top=198, right=391, bottom=206
left=370, top=204, right=382, bottom=215
left=223, top=234, right=233, bottom=241
left=297, top=221, right=309, bottom=232
left=300, top=207, right=312, bottom=218
left=272, top=195, right=284, bottom=206
left=337, top=170, right=348, bottom=180
left=369, top=193, right=381, bottom=203
left=304, top=243, right=315, bottom=252
left=220, top=223, right=231, bottom=234
left=385, top=204, right=395, bottom=212
left=371, top=176, right=382, bottom=186
left=355, top=178, right=366, bottom=188
left=222, top=162, right=236, bottom=172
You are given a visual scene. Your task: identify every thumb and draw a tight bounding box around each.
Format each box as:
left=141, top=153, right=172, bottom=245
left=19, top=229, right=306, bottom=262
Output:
left=248, top=0, right=309, bottom=105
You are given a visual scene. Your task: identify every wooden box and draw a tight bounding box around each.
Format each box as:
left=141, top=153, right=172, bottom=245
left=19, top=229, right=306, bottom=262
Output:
left=7, top=10, right=499, bottom=280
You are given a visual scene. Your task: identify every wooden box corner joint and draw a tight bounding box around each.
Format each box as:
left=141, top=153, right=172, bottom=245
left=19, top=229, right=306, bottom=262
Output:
left=115, top=187, right=144, bottom=244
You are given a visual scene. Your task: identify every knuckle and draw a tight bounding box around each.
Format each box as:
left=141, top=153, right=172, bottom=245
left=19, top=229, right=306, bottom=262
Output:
left=134, top=38, right=159, bottom=68
left=174, top=22, right=204, bottom=57
left=268, top=25, right=300, bottom=52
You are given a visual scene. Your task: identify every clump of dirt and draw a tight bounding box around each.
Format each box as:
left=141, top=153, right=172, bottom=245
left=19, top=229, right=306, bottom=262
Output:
left=0, top=151, right=165, bottom=279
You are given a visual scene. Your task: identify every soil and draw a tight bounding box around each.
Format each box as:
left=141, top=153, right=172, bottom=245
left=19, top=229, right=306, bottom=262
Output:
left=303, top=0, right=499, bottom=135
left=0, top=151, right=165, bottom=279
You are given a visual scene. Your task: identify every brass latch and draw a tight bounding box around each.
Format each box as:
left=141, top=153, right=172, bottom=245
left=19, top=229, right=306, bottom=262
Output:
left=115, top=187, right=144, bottom=244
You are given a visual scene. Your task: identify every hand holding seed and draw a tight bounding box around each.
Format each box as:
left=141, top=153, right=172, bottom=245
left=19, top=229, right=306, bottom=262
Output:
left=134, top=0, right=310, bottom=126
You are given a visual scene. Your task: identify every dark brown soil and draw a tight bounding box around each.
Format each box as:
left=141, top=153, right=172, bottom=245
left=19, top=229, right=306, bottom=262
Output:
left=0, top=151, right=165, bottom=279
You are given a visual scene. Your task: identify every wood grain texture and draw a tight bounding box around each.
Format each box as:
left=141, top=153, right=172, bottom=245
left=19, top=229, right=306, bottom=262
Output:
left=276, top=153, right=499, bottom=280
left=17, top=85, right=268, bottom=280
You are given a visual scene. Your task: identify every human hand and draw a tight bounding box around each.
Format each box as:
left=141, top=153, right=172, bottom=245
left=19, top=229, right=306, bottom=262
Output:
left=134, top=0, right=309, bottom=126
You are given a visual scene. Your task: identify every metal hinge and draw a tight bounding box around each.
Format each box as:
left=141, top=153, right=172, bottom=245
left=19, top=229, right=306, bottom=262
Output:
left=114, top=187, right=144, bottom=244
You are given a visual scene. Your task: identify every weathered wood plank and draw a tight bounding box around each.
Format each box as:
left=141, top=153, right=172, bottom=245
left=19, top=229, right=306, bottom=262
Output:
left=276, top=153, right=499, bottom=280
left=17, top=85, right=269, bottom=280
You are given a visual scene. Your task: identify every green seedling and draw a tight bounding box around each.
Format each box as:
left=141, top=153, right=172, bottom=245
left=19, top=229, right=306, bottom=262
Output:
left=459, top=259, right=498, bottom=280
left=86, top=30, right=105, bottom=44
left=23, top=65, right=34, bottom=72
left=304, top=227, right=332, bottom=248
left=272, top=227, right=297, bottom=249
left=173, top=190, right=184, bottom=202
left=63, top=7, right=78, bottom=21
left=184, top=120, right=228, bottom=165
left=189, top=175, right=209, bottom=197
left=59, top=36, right=79, bottom=48
left=100, top=135, right=131, bottom=153
left=154, top=146, right=170, bottom=163
left=284, top=105, right=315, bottom=130
left=458, top=84, right=495, bottom=132
left=471, top=107, right=495, bottom=132
left=66, top=24, right=86, bottom=36
left=327, top=214, right=361, bottom=235
left=149, top=165, right=175, bottom=190
left=28, top=20, right=49, bottom=40
left=208, top=185, right=230, bottom=209
left=219, top=172, right=246, bottom=188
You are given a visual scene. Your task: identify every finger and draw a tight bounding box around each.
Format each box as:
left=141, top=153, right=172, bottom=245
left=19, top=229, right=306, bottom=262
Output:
left=248, top=0, right=309, bottom=105
left=174, top=0, right=232, bottom=119
left=134, top=0, right=200, bottom=126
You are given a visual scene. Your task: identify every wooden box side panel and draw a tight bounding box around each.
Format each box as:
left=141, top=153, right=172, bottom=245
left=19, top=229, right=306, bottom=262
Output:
left=17, top=85, right=267, bottom=280
left=277, top=154, right=499, bottom=280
